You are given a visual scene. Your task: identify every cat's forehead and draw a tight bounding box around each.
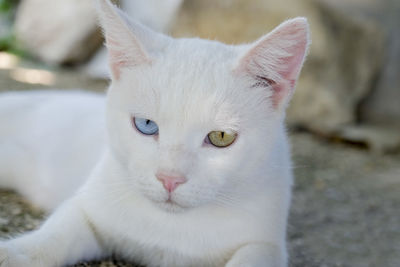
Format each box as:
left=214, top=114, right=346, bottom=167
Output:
left=145, top=42, right=240, bottom=117
left=163, top=38, right=237, bottom=65
left=155, top=38, right=238, bottom=90
left=114, top=38, right=265, bottom=131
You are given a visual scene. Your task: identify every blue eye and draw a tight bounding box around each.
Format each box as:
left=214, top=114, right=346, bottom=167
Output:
left=133, top=117, right=159, bottom=135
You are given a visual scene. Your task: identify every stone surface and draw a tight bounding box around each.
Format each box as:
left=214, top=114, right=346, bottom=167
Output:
left=171, top=0, right=385, bottom=132
left=288, top=132, right=400, bottom=267
left=15, top=0, right=102, bottom=65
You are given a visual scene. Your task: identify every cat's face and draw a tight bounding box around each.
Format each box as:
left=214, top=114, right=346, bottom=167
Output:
left=97, top=0, right=309, bottom=212
left=106, top=40, right=279, bottom=212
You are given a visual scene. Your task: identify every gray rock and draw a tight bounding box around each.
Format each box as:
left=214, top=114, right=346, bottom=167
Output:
left=14, top=0, right=183, bottom=66
left=289, top=0, right=385, bottom=132
left=15, top=0, right=102, bottom=65
left=334, top=124, right=400, bottom=153
left=355, top=0, right=400, bottom=128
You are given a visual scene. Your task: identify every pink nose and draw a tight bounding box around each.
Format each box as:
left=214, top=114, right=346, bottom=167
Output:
left=156, top=172, right=187, bottom=193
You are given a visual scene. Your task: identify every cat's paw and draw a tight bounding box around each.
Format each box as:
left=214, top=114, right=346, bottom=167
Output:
left=0, top=242, right=34, bottom=267
left=225, top=243, right=285, bottom=267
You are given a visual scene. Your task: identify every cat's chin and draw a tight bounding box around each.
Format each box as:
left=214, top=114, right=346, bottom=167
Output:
left=153, top=199, right=188, bottom=213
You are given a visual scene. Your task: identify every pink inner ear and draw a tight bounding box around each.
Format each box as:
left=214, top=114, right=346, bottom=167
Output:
left=279, top=39, right=308, bottom=81
left=99, top=0, right=152, bottom=80
left=109, top=51, right=128, bottom=80
left=270, top=40, right=307, bottom=108
left=107, top=37, right=150, bottom=80
left=237, top=18, right=309, bottom=109
left=271, top=80, right=295, bottom=108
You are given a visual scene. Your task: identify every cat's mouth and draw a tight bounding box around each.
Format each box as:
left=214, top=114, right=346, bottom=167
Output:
left=155, top=198, right=187, bottom=213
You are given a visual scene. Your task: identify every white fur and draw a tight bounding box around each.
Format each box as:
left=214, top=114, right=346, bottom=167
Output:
left=0, top=1, right=310, bottom=266
left=0, top=90, right=106, bottom=210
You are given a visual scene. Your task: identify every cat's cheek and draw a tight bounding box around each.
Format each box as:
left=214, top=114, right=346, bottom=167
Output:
left=175, top=179, right=220, bottom=208
left=202, top=151, right=239, bottom=180
left=143, top=190, right=167, bottom=204
left=136, top=175, right=168, bottom=202
left=120, top=130, right=159, bottom=174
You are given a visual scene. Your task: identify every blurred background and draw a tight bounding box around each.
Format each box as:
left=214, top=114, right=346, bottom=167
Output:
left=0, top=0, right=399, bottom=266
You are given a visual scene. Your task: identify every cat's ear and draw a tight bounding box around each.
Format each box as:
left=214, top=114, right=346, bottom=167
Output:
left=96, top=0, right=169, bottom=79
left=234, top=18, right=310, bottom=110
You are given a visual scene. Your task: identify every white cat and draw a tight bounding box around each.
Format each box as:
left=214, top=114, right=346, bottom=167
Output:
left=0, top=0, right=310, bottom=266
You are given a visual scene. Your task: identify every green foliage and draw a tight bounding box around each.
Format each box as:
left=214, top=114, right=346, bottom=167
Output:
left=0, top=0, right=24, bottom=55
left=1, top=0, right=11, bottom=13
left=0, top=33, right=23, bottom=56
left=0, top=0, right=18, bottom=13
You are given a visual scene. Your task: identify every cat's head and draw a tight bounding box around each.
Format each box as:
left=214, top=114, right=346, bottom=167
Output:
left=97, top=0, right=310, bottom=212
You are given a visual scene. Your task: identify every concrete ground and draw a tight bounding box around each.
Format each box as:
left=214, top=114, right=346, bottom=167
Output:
left=0, top=68, right=399, bottom=266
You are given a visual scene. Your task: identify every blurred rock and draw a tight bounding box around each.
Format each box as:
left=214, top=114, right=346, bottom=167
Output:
left=13, top=0, right=183, bottom=74
left=335, top=124, right=400, bottom=153
left=353, top=0, right=400, bottom=128
left=291, top=0, right=385, bottom=132
left=172, top=0, right=385, bottom=132
left=15, top=0, right=102, bottom=65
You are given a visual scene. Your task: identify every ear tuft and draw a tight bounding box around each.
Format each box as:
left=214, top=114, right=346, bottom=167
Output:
left=235, top=17, right=310, bottom=110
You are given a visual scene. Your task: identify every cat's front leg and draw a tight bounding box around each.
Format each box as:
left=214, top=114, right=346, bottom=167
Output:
left=225, top=242, right=287, bottom=267
left=0, top=197, right=103, bottom=267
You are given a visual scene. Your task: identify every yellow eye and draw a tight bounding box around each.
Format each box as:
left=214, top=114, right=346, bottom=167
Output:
left=207, top=131, right=237, bottom=148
